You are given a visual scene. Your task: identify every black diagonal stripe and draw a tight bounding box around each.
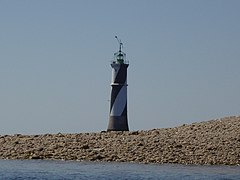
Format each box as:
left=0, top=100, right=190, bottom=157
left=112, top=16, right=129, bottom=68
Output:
left=110, top=85, right=123, bottom=112
left=121, top=103, right=127, bottom=116
left=114, top=64, right=128, bottom=84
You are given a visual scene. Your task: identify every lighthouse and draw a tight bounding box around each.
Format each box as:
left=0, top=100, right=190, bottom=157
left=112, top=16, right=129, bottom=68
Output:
left=107, top=36, right=129, bottom=131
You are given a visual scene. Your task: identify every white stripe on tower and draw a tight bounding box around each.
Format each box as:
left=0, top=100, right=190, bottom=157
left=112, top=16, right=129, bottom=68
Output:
left=111, top=65, right=120, bottom=82
left=110, top=85, right=127, bottom=116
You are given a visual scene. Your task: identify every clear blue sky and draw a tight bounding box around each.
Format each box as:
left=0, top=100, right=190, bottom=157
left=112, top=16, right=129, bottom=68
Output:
left=1, top=0, right=239, bottom=135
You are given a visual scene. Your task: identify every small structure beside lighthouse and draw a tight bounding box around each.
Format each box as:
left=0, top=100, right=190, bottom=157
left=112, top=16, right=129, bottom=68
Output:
left=107, top=36, right=129, bottom=131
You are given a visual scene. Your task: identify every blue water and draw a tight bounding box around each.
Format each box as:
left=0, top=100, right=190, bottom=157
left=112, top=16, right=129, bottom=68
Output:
left=0, top=160, right=239, bottom=179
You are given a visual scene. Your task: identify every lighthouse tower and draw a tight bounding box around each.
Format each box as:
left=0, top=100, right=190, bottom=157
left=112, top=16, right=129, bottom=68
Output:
left=107, top=36, right=129, bottom=131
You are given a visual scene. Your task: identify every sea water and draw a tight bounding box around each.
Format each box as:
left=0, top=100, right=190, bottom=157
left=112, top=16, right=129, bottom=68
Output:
left=0, top=160, right=239, bottom=179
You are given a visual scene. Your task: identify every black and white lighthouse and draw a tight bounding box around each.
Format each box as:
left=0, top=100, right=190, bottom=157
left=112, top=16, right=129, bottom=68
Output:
left=107, top=36, right=129, bottom=131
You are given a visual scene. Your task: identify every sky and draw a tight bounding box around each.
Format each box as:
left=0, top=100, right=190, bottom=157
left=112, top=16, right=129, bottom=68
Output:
left=0, top=0, right=240, bottom=135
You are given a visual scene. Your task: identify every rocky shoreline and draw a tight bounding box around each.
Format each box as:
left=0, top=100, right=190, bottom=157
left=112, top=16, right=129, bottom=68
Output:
left=0, top=116, right=239, bottom=165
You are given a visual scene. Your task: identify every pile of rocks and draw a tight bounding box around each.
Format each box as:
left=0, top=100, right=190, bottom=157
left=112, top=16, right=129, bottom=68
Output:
left=0, top=116, right=239, bottom=165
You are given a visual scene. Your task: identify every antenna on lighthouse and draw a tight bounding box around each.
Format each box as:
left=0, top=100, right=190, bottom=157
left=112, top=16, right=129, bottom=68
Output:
left=115, top=36, right=123, bottom=52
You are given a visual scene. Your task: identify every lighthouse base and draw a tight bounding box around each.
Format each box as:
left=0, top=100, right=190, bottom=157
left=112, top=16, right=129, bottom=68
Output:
left=107, top=116, right=129, bottom=131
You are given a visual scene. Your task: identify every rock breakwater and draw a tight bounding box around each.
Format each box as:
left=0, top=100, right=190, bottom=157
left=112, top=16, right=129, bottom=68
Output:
left=0, top=116, right=239, bottom=165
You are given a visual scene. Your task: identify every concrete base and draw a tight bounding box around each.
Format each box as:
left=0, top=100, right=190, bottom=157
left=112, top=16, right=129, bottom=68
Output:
left=107, top=116, right=129, bottom=131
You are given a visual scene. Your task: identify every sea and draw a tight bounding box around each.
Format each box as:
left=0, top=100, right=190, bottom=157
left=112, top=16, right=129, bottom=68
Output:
left=0, top=160, right=239, bottom=180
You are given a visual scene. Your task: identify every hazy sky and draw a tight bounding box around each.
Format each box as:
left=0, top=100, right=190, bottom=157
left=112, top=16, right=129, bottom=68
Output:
left=0, top=0, right=240, bottom=135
